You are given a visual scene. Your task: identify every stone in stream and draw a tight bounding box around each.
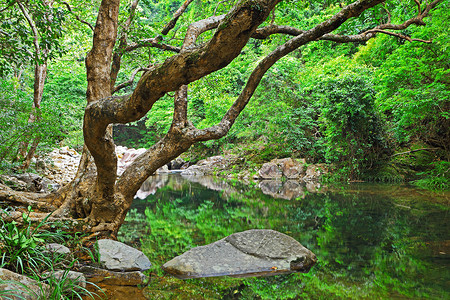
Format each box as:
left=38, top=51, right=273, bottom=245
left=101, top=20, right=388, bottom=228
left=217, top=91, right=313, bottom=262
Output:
left=97, top=239, right=152, bottom=271
left=162, top=229, right=317, bottom=279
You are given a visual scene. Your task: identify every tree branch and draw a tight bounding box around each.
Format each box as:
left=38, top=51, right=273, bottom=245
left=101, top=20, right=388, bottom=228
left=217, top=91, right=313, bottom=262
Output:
left=17, top=2, right=40, bottom=56
left=170, top=15, right=227, bottom=130
left=112, top=0, right=284, bottom=198
left=112, top=67, right=150, bottom=93
left=161, top=0, right=195, bottom=35
left=252, top=0, right=442, bottom=44
left=391, top=148, right=439, bottom=157
left=183, top=15, right=225, bottom=49
left=190, top=0, right=389, bottom=141
left=0, top=1, right=15, bottom=13
left=61, top=1, right=94, bottom=31
left=110, top=0, right=141, bottom=92
left=171, top=85, right=189, bottom=129
left=365, top=29, right=432, bottom=43
left=124, top=38, right=181, bottom=53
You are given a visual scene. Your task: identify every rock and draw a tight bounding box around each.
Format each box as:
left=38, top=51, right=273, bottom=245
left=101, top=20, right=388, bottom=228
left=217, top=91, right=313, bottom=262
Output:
left=116, top=146, right=146, bottom=176
left=257, top=158, right=327, bottom=181
left=15, top=173, right=43, bottom=192
left=259, top=180, right=283, bottom=195
left=162, top=229, right=317, bottom=279
left=181, top=155, right=239, bottom=176
left=43, top=270, right=86, bottom=291
left=259, top=158, right=307, bottom=179
left=279, top=158, right=305, bottom=179
left=44, top=243, right=73, bottom=264
left=135, top=175, right=168, bottom=199
left=180, top=165, right=206, bottom=176
left=258, top=162, right=283, bottom=179
left=79, top=266, right=147, bottom=286
left=168, top=157, right=185, bottom=170
left=259, top=180, right=305, bottom=200
left=43, top=148, right=81, bottom=186
left=155, top=164, right=169, bottom=174
left=35, top=158, right=47, bottom=171
left=303, top=164, right=327, bottom=182
left=281, top=180, right=305, bottom=200
left=42, top=177, right=60, bottom=192
left=0, top=175, right=28, bottom=191
left=97, top=239, right=152, bottom=271
left=0, top=268, right=49, bottom=299
left=181, top=175, right=234, bottom=193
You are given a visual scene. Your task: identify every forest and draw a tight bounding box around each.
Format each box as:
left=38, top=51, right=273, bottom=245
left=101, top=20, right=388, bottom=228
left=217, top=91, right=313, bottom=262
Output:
left=0, top=0, right=449, bottom=299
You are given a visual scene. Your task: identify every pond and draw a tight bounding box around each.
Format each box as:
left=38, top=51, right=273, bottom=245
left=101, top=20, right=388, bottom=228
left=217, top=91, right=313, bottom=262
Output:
left=111, top=174, right=449, bottom=299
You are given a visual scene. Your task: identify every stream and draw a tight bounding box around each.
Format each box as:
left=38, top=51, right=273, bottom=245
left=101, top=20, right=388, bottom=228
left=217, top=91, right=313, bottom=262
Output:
left=104, top=174, right=449, bottom=299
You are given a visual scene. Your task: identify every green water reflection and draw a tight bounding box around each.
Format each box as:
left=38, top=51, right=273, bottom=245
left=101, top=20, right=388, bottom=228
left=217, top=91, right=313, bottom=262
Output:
left=118, top=175, right=449, bottom=299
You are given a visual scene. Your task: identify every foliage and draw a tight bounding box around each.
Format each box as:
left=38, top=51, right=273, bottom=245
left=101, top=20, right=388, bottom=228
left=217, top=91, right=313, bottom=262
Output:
left=356, top=2, right=450, bottom=150
left=40, top=60, right=86, bottom=149
left=0, top=206, right=56, bottom=274
left=412, top=160, right=450, bottom=190
left=0, top=76, right=78, bottom=170
left=0, top=78, right=32, bottom=169
left=0, top=0, right=66, bottom=76
left=316, top=74, right=386, bottom=179
left=0, top=206, right=100, bottom=299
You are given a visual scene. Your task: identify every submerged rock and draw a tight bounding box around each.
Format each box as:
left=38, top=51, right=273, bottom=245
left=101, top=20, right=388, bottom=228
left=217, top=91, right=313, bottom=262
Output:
left=162, top=229, right=317, bottom=279
left=97, top=239, right=152, bottom=271
left=79, top=266, right=147, bottom=286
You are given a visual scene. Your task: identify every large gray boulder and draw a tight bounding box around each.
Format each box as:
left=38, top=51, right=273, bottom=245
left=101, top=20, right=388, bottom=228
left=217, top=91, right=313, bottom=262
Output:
left=162, top=229, right=317, bottom=279
left=303, top=164, right=327, bottom=181
left=168, top=157, right=186, bottom=170
left=97, top=239, right=152, bottom=271
left=0, top=268, right=49, bottom=300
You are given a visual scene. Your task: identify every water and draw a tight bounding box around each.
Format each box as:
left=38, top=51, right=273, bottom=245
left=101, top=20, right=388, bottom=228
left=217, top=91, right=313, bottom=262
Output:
left=115, top=174, right=449, bottom=299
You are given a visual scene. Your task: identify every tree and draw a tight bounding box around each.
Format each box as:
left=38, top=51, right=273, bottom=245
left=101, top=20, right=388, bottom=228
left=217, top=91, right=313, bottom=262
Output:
left=0, top=0, right=65, bottom=168
left=1, top=0, right=444, bottom=237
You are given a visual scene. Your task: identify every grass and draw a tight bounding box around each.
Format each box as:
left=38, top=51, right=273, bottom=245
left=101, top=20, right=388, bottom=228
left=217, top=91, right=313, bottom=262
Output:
left=0, top=206, right=103, bottom=299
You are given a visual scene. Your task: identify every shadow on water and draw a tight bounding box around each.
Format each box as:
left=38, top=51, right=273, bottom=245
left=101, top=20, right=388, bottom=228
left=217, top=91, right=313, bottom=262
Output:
left=112, top=174, right=449, bottom=299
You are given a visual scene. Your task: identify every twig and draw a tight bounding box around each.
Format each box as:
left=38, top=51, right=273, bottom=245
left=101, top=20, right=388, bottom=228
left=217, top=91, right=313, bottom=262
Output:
left=113, top=67, right=151, bottom=94
left=61, top=1, right=94, bottom=31
left=161, top=0, right=194, bottom=35
left=391, top=148, right=439, bottom=157
left=365, top=29, right=432, bottom=43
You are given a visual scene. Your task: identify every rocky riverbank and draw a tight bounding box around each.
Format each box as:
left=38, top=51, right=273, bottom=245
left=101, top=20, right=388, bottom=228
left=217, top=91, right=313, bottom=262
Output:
left=1, top=147, right=328, bottom=198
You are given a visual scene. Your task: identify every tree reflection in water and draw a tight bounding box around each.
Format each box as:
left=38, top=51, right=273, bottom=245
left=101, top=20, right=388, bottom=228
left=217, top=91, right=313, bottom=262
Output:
left=117, top=175, right=449, bottom=299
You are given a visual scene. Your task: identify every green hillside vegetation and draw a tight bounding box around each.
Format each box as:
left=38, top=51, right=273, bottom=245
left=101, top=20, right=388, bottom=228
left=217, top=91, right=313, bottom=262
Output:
left=118, top=1, right=449, bottom=187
